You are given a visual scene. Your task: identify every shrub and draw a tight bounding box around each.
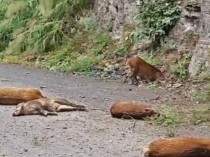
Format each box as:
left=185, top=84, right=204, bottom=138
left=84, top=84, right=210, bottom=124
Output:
left=130, top=0, right=181, bottom=48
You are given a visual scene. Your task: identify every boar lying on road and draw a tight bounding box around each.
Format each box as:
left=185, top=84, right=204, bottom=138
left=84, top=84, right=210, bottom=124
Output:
left=0, top=87, right=45, bottom=105
left=110, top=101, right=158, bottom=120
left=143, top=136, right=210, bottom=157
left=12, top=97, right=87, bottom=116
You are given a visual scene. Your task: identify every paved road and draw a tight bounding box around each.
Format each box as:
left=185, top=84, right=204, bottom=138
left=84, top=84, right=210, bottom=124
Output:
left=0, top=64, right=209, bottom=157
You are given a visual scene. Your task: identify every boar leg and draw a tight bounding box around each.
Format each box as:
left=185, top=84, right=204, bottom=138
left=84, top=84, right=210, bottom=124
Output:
left=54, top=99, right=86, bottom=108
left=122, top=74, right=129, bottom=83
left=56, top=105, right=87, bottom=112
left=46, top=111, right=58, bottom=116
left=123, top=69, right=139, bottom=85
left=130, top=68, right=139, bottom=85
left=38, top=109, right=48, bottom=117
left=39, top=109, right=57, bottom=116
left=41, top=105, right=58, bottom=116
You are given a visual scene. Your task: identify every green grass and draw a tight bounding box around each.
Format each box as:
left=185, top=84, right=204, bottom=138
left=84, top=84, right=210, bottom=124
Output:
left=192, top=86, right=210, bottom=103
left=153, top=107, right=183, bottom=127
left=139, top=52, right=159, bottom=66
left=191, top=109, right=210, bottom=125
left=148, top=106, right=183, bottom=137
left=147, top=82, right=159, bottom=89
left=147, top=104, right=210, bottom=137
left=0, top=0, right=113, bottom=74
left=0, top=0, right=90, bottom=52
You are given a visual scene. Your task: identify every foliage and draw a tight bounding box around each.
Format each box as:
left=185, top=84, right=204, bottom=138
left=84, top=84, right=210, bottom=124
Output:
left=147, top=82, right=159, bottom=89
left=139, top=52, right=159, bottom=66
left=170, top=63, right=188, bottom=79
left=170, top=54, right=190, bottom=79
left=192, top=85, right=210, bottom=103
left=0, top=0, right=91, bottom=54
left=191, top=109, right=210, bottom=125
left=130, top=0, right=181, bottom=47
left=37, top=29, right=111, bottom=73
left=152, top=107, right=182, bottom=127
left=0, top=0, right=113, bottom=74
left=148, top=106, right=183, bottom=137
left=116, top=43, right=128, bottom=57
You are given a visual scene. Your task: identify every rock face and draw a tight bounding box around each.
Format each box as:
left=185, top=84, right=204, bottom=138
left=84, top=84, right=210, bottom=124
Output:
left=93, top=0, right=138, bottom=39
left=169, top=0, right=210, bottom=77
left=164, top=0, right=210, bottom=78
left=188, top=0, right=210, bottom=77
left=93, top=0, right=210, bottom=78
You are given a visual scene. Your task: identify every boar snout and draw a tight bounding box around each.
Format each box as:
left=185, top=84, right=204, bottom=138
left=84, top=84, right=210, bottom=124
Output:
left=12, top=112, right=19, bottom=116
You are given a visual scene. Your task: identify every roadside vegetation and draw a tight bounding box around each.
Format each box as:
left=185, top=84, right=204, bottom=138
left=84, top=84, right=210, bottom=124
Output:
left=0, top=0, right=210, bottom=137
left=0, top=0, right=111, bottom=74
left=147, top=103, right=210, bottom=137
left=0, top=0, right=182, bottom=76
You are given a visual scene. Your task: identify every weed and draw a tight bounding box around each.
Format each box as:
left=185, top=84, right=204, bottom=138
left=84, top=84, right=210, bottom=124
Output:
left=78, top=14, right=98, bottom=31
left=147, top=82, right=159, bottom=89
left=0, top=0, right=91, bottom=55
left=32, top=137, right=41, bottom=147
left=192, top=86, right=210, bottom=103
left=148, top=106, right=182, bottom=137
left=0, top=0, right=113, bottom=74
left=131, top=0, right=181, bottom=48
left=153, top=107, right=182, bottom=127
left=116, top=44, right=128, bottom=57
left=70, top=55, right=101, bottom=73
left=165, top=126, right=177, bottom=137
left=1, top=55, right=22, bottom=64
left=191, top=109, right=210, bottom=125
left=170, top=63, right=188, bottom=79
left=92, top=30, right=112, bottom=56
left=139, top=53, right=159, bottom=66
left=36, top=27, right=110, bottom=73
left=170, top=54, right=191, bottom=79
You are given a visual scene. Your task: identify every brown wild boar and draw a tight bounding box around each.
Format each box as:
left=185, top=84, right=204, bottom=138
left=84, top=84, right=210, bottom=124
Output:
left=110, top=101, right=158, bottom=119
left=123, top=55, right=163, bottom=85
left=12, top=97, right=87, bottom=116
left=143, top=137, right=210, bottom=157
left=0, top=87, right=45, bottom=105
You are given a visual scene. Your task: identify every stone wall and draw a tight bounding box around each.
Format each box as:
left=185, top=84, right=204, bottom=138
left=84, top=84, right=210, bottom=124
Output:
left=93, top=0, right=210, bottom=78
left=150, top=0, right=210, bottom=77
left=93, top=0, right=138, bottom=39
left=188, top=0, right=210, bottom=77
left=169, top=0, right=210, bottom=77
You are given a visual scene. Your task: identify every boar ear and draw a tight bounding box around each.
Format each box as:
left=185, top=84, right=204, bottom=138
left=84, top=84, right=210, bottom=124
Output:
left=143, top=147, right=150, bottom=157
left=144, top=108, right=151, bottom=112
left=17, top=103, right=24, bottom=110
left=20, top=104, right=24, bottom=110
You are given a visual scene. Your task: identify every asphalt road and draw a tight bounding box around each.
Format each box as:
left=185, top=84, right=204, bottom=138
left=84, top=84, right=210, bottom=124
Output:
left=0, top=63, right=209, bottom=157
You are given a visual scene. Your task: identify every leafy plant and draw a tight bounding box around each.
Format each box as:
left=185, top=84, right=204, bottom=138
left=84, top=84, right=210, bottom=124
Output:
left=0, top=0, right=112, bottom=74
left=148, top=106, right=182, bottom=137
left=170, top=53, right=190, bottom=79
left=192, top=85, right=210, bottom=103
left=116, top=44, right=128, bottom=57
left=147, top=82, right=159, bottom=89
left=170, top=63, right=188, bottom=79
left=131, top=0, right=181, bottom=48
left=36, top=25, right=111, bottom=73
left=139, top=53, right=159, bottom=66
left=191, top=109, right=210, bottom=125
left=92, top=30, right=112, bottom=55
left=70, top=55, right=101, bottom=72
left=0, top=0, right=91, bottom=55
left=152, top=107, right=182, bottom=127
